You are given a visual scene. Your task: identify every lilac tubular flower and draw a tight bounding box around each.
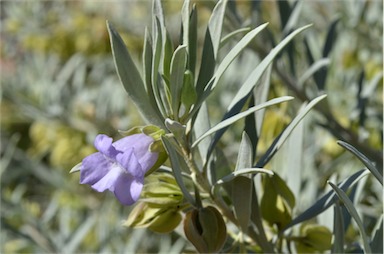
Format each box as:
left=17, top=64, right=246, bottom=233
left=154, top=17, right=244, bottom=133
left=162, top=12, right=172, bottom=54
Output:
left=80, top=133, right=158, bottom=205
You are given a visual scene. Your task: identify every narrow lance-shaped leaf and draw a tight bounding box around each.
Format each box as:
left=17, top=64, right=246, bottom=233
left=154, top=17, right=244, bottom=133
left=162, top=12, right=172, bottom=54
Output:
left=195, top=0, right=227, bottom=97
left=298, top=58, right=330, bottom=87
left=192, top=96, right=293, bottom=148
left=142, top=27, right=160, bottom=118
left=203, top=25, right=311, bottom=160
left=190, top=23, right=269, bottom=120
left=328, top=181, right=372, bottom=254
left=370, top=215, right=383, bottom=254
left=256, top=94, right=326, bottom=167
left=282, top=169, right=369, bottom=232
left=170, top=45, right=188, bottom=119
left=232, top=132, right=254, bottom=234
left=208, top=0, right=228, bottom=58
left=152, top=18, right=167, bottom=117
left=212, top=168, right=273, bottom=192
left=331, top=202, right=345, bottom=254
left=228, top=25, right=311, bottom=111
left=161, top=136, right=196, bottom=206
left=337, top=140, right=383, bottom=185
left=106, top=21, right=164, bottom=128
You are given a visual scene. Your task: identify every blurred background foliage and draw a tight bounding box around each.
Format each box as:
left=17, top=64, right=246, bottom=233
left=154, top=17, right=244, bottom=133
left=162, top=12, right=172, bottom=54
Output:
left=0, top=0, right=382, bottom=253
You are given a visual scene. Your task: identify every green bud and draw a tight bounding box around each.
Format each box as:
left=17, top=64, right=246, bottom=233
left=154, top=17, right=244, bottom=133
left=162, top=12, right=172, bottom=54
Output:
left=184, top=206, right=227, bottom=253
left=294, top=224, right=332, bottom=253
left=124, top=202, right=182, bottom=234
left=119, top=125, right=166, bottom=141
left=165, top=118, right=186, bottom=138
left=148, top=208, right=182, bottom=233
left=141, top=173, right=183, bottom=205
left=260, top=173, right=294, bottom=230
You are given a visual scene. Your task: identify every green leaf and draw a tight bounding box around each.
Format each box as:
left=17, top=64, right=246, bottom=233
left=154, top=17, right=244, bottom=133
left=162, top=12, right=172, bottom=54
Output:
left=152, top=17, right=167, bottom=117
left=219, top=27, right=251, bottom=49
left=195, top=25, right=215, bottom=98
left=332, top=202, right=345, bottom=254
left=195, top=0, right=227, bottom=97
left=328, top=181, right=372, bottom=254
left=181, top=70, right=197, bottom=113
left=370, top=215, right=383, bottom=254
left=254, top=64, right=272, bottom=136
left=201, top=25, right=311, bottom=159
left=228, top=25, right=311, bottom=111
left=298, top=58, right=330, bottom=87
left=193, top=102, right=211, bottom=167
left=69, top=162, right=81, bottom=174
left=191, top=23, right=269, bottom=119
left=163, top=29, right=174, bottom=81
left=232, top=133, right=254, bottom=233
left=213, top=168, right=273, bottom=188
left=235, top=132, right=253, bottom=170
left=232, top=176, right=252, bottom=234
left=282, top=169, right=369, bottom=232
left=257, top=94, right=326, bottom=167
left=107, top=22, right=164, bottom=128
left=192, top=96, right=293, bottom=148
left=208, top=0, right=228, bottom=58
left=188, top=4, right=198, bottom=74
left=337, top=140, right=383, bottom=185
left=161, top=136, right=195, bottom=206
left=170, top=45, right=188, bottom=119
left=142, top=27, right=158, bottom=113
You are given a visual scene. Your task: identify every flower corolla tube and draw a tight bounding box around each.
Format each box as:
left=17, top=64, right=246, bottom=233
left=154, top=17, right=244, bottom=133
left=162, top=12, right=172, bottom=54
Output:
left=79, top=133, right=158, bottom=205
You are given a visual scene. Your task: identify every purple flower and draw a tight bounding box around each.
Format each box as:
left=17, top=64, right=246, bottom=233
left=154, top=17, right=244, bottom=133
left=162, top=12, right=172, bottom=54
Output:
left=80, top=133, right=158, bottom=205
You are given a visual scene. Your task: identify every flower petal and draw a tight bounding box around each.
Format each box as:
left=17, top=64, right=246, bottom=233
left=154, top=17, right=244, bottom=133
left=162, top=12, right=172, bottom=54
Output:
left=94, top=134, right=119, bottom=158
left=80, top=152, right=111, bottom=185
left=113, top=134, right=158, bottom=173
left=114, top=174, right=144, bottom=205
left=115, top=148, right=144, bottom=179
left=91, top=164, right=125, bottom=192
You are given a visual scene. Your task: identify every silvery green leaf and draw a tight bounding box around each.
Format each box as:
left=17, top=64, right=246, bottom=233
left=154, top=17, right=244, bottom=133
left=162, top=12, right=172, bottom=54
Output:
left=187, top=5, right=198, bottom=74
left=195, top=0, right=227, bottom=97
left=163, top=29, right=174, bottom=80
left=220, top=27, right=251, bottom=49
left=208, top=0, right=228, bottom=58
left=161, top=136, right=195, bottom=206
left=195, top=25, right=215, bottom=98
left=257, top=94, right=326, bottom=167
left=201, top=25, right=311, bottom=157
left=191, top=23, right=268, bottom=117
left=180, top=70, right=197, bottom=112
left=254, top=64, right=272, bottom=136
left=332, top=202, right=345, bottom=254
left=69, top=162, right=81, bottom=174
left=232, top=133, right=254, bottom=233
left=328, top=181, right=372, bottom=254
left=107, top=22, right=164, bottom=128
left=142, top=27, right=159, bottom=115
left=192, top=96, right=293, bottom=148
left=282, top=0, right=303, bottom=36
left=370, top=214, right=383, bottom=254
left=236, top=132, right=253, bottom=170
left=181, top=0, right=190, bottom=46
left=213, top=168, right=273, bottom=188
left=228, top=25, right=311, bottom=111
left=337, top=140, right=383, bottom=185
left=298, top=58, right=330, bottom=87
left=232, top=176, right=252, bottom=234
left=194, top=102, right=211, bottom=167
left=283, top=169, right=369, bottom=232
left=170, top=45, right=188, bottom=119
left=152, top=18, right=166, bottom=117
